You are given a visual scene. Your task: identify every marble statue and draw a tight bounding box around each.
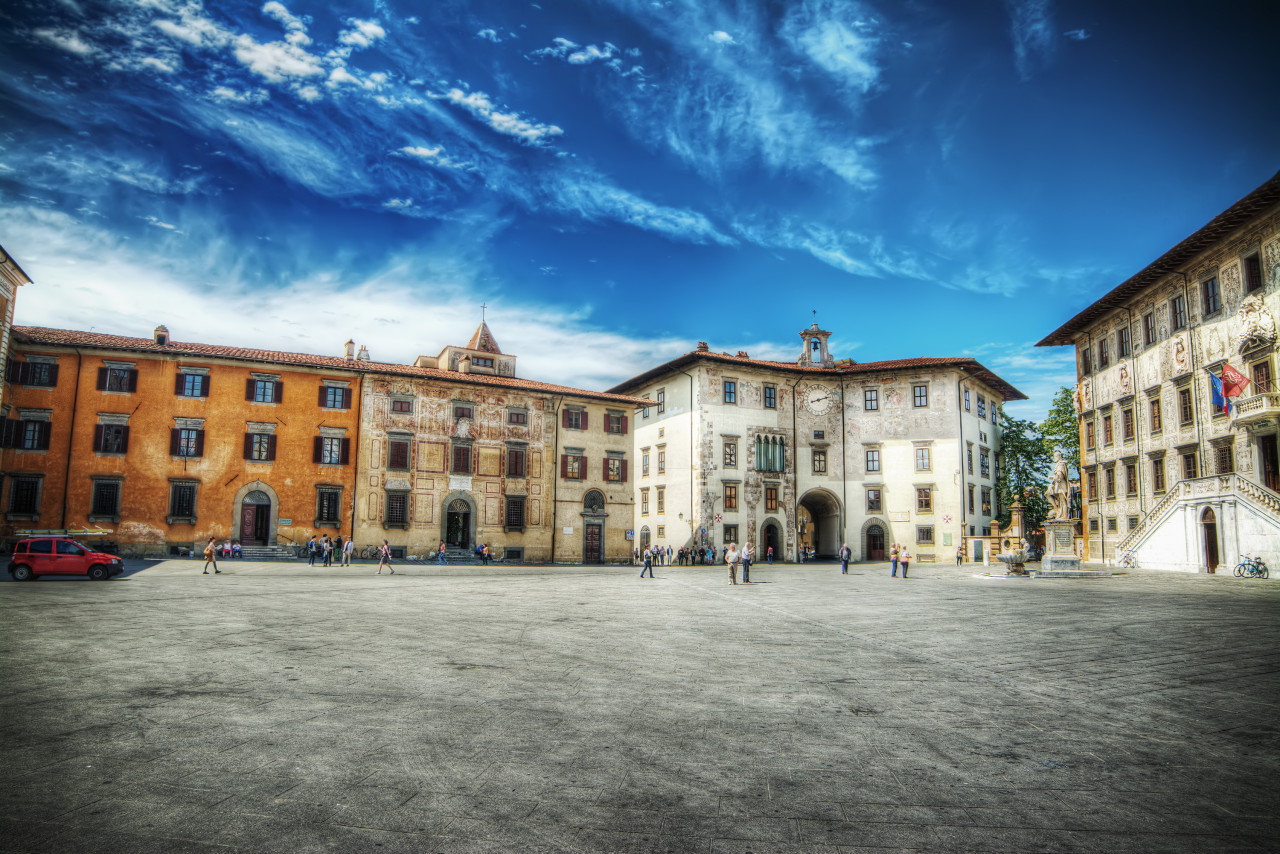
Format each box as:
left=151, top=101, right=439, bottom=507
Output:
left=1047, top=450, right=1071, bottom=521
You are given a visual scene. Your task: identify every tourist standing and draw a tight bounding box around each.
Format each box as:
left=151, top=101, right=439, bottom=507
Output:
left=725, top=542, right=739, bottom=585
left=343, top=537, right=354, bottom=566
left=890, top=543, right=900, bottom=577
left=307, top=535, right=318, bottom=566
left=437, top=540, right=448, bottom=565
left=334, top=536, right=344, bottom=564
left=202, top=536, right=220, bottom=574
left=377, top=539, right=394, bottom=574
left=900, top=547, right=911, bottom=579
left=839, top=542, right=851, bottom=574
left=766, top=546, right=773, bottom=564
left=322, top=536, right=333, bottom=567
left=956, top=545, right=963, bottom=566
left=741, top=541, right=754, bottom=583
left=666, top=545, right=673, bottom=566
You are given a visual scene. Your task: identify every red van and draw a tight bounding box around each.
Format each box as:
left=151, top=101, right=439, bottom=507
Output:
left=8, top=537, right=124, bottom=581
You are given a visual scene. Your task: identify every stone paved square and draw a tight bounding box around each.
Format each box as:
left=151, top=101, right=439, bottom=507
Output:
left=2, top=560, right=1278, bottom=853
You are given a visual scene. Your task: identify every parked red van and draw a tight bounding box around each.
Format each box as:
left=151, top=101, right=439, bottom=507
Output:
left=8, top=537, right=124, bottom=580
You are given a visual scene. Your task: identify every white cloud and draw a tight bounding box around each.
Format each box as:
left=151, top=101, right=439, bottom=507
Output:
left=781, top=1, right=880, bottom=93
left=441, top=88, right=563, bottom=144
left=338, top=18, right=386, bottom=49
left=232, top=34, right=324, bottom=83
left=476, top=28, right=500, bottom=43
left=142, top=215, right=181, bottom=231
left=209, top=86, right=268, bottom=104
left=707, top=30, right=735, bottom=45
left=152, top=12, right=232, bottom=49
left=549, top=176, right=734, bottom=246
left=399, top=145, right=470, bottom=170
left=261, top=1, right=307, bottom=41
left=1063, top=28, right=1090, bottom=41
left=33, top=27, right=95, bottom=55
left=567, top=43, right=617, bottom=64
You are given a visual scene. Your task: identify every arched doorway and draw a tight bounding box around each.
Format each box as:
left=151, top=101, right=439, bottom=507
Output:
left=582, top=490, right=605, bottom=564
left=1202, top=507, right=1219, bottom=573
left=760, top=519, right=781, bottom=560
left=639, top=526, right=651, bottom=551
left=798, top=488, right=842, bottom=559
left=240, top=489, right=272, bottom=546
left=442, top=494, right=475, bottom=550
left=866, top=524, right=885, bottom=561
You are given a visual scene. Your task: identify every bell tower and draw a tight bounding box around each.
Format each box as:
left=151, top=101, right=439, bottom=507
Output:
left=798, top=321, right=834, bottom=368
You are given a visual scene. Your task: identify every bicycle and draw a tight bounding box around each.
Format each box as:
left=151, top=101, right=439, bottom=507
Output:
left=1234, top=555, right=1269, bottom=578
left=1118, top=552, right=1138, bottom=569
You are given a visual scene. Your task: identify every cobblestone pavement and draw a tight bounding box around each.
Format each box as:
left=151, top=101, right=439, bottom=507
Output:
left=2, top=559, right=1278, bottom=853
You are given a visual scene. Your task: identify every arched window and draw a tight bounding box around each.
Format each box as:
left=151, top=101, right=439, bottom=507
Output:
left=584, top=490, right=605, bottom=514
left=245, top=490, right=270, bottom=504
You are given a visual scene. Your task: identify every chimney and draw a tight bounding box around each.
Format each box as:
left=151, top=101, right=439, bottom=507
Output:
left=696, top=341, right=709, bottom=351
left=343, top=339, right=355, bottom=360
left=458, top=355, right=472, bottom=374
left=736, top=350, right=749, bottom=358
left=153, top=325, right=170, bottom=346
left=356, top=345, right=370, bottom=361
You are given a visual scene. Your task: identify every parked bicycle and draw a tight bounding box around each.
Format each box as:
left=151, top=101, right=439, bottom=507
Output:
left=1118, top=552, right=1138, bottom=569
left=1234, top=555, right=1269, bottom=578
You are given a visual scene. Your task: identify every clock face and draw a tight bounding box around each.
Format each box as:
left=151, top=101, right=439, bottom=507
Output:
left=804, top=385, right=832, bottom=415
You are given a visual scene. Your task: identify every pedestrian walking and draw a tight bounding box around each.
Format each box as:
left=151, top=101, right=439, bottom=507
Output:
left=900, top=547, right=911, bottom=579
left=956, top=545, right=963, bottom=566
left=839, top=542, right=851, bottom=574
left=307, top=535, right=318, bottom=566
left=767, top=546, right=774, bottom=564
left=377, top=539, right=395, bottom=574
left=437, top=540, right=448, bottom=565
left=633, top=547, right=640, bottom=565
left=741, top=541, right=754, bottom=583
left=890, top=543, right=900, bottom=577
left=202, top=536, right=221, bottom=574
left=343, top=537, right=354, bottom=566
left=640, top=547, right=654, bottom=578
left=725, top=542, right=739, bottom=585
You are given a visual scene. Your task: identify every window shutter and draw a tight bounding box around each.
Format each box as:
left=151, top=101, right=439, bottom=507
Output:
left=343, top=388, right=352, bottom=409
left=313, top=436, right=323, bottom=463
left=581, top=411, right=588, bottom=430
left=193, top=430, right=204, bottom=457
left=243, top=434, right=254, bottom=459
left=499, top=449, right=505, bottom=478
left=4, top=359, right=18, bottom=383
left=93, top=424, right=105, bottom=452
left=37, top=421, right=52, bottom=450
left=169, top=429, right=180, bottom=456
left=621, top=459, right=628, bottom=482
left=621, top=415, right=628, bottom=435
left=120, top=426, right=130, bottom=453
left=273, top=381, right=283, bottom=403
left=472, top=446, right=478, bottom=474
left=318, top=385, right=328, bottom=406
left=579, top=456, right=587, bottom=480
left=46, top=365, right=59, bottom=386
left=175, top=373, right=186, bottom=395
left=340, top=437, right=350, bottom=465
left=268, top=435, right=277, bottom=461
left=200, top=375, right=210, bottom=397
left=560, top=454, right=568, bottom=478
left=97, top=368, right=109, bottom=390
left=1, top=419, right=15, bottom=448
left=245, top=378, right=255, bottom=400
left=562, top=409, right=570, bottom=428
left=603, top=458, right=609, bottom=479
left=126, top=369, right=139, bottom=392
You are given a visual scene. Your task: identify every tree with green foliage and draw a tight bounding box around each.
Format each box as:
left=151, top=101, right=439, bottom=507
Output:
left=1040, top=385, right=1080, bottom=478
left=996, top=415, right=1052, bottom=532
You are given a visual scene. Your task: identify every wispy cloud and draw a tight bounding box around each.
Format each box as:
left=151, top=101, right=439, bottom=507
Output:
left=548, top=175, right=736, bottom=246
left=439, top=88, right=563, bottom=144
left=1063, top=28, right=1090, bottom=41
left=33, top=26, right=95, bottom=55
left=779, top=0, right=881, bottom=94
left=707, top=31, right=735, bottom=45
left=1005, top=0, right=1055, bottom=80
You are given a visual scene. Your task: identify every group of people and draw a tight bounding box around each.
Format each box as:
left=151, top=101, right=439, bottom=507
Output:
left=306, top=534, right=355, bottom=567
left=889, top=543, right=912, bottom=578
left=634, top=544, right=778, bottom=567
left=721, top=541, right=757, bottom=584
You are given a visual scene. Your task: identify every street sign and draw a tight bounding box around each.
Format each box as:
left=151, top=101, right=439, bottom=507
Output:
left=625, top=530, right=634, bottom=540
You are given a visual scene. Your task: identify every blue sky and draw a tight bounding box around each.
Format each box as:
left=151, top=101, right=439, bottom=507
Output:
left=1, top=0, right=1276, bottom=421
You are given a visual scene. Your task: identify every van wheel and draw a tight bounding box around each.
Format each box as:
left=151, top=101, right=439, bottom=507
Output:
left=11, top=565, right=34, bottom=581
left=88, top=565, right=109, bottom=581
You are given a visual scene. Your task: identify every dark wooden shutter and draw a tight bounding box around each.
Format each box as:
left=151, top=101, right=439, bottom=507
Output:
left=245, top=378, right=255, bottom=400
left=201, top=375, right=210, bottom=397
left=243, top=434, right=254, bottom=459
left=581, top=411, right=588, bottom=430
left=318, top=385, right=328, bottom=406
left=621, top=459, right=628, bottom=483
left=93, top=425, right=105, bottom=452
left=313, top=436, right=323, bottom=463
left=339, top=438, right=350, bottom=465
left=621, top=415, right=628, bottom=435
left=562, top=409, right=570, bottom=428
left=170, top=429, right=180, bottom=456
left=126, top=369, right=139, bottom=392
left=175, top=373, right=186, bottom=395
left=0, top=419, right=16, bottom=448
left=4, top=359, right=18, bottom=383
left=37, top=421, right=51, bottom=450
left=267, top=435, right=277, bottom=461
left=560, top=454, right=568, bottom=478
left=603, top=458, right=609, bottom=479
left=120, top=426, right=130, bottom=453
left=579, top=456, right=587, bottom=480
left=98, top=368, right=109, bottom=391
left=193, top=430, right=204, bottom=457
left=46, top=365, right=59, bottom=387
left=343, top=388, right=352, bottom=409
left=273, top=381, right=283, bottom=403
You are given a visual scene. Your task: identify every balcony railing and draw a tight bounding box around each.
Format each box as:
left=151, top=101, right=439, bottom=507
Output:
left=1234, top=392, right=1280, bottom=425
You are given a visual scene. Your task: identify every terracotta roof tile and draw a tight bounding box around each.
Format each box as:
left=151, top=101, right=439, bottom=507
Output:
left=12, top=327, right=653, bottom=406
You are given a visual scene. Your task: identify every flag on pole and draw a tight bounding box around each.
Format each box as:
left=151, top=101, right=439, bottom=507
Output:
left=1208, top=370, right=1230, bottom=415
left=1221, top=363, right=1251, bottom=400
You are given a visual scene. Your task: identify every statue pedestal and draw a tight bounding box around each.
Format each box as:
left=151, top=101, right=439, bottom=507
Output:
left=1041, top=520, right=1080, bottom=573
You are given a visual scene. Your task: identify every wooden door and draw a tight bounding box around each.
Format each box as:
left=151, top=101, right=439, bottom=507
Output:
left=584, top=524, right=602, bottom=564
left=253, top=507, right=270, bottom=544
left=241, top=504, right=259, bottom=545
left=1203, top=508, right=1219, bottom=574
left=867, top=525, right=885, bottom=560
left=1262, top=438, right=1279, bottom=493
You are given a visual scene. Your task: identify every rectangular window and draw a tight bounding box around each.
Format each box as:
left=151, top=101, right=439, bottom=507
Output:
left=472, top=357, right=494, bottom=368
left=388, top=438, right=411, bottom=470
left=813, top=430, right=824, bottom=440
left=723, top=483, right=738, bottom=510
left=247, top=433, right=275, bottom=462
left=981, top=487, right=992, bottom=515
left=656, top=389, right=665, bottom=413
left=606, top=413, right=627, bottom=434
left=916, top=526, right=934, bottom=545
left=1215, top=444, right=1234, bottom=475
left=915, top=447, right=930, bottom=471
left=1125, top=463, right=1137, bottom=495
left=173, top=428, right=202, bottom=458
left=1081, top=347, right=1093, bottom=375
left=91, top=480, right=120, bottom=518
left=723, top=524, right=738, bottom=543
left=1098, top=340, right=1110, bottom=369
left=1182, top=452, right=1197, bottom=480
left=563, top=454, right=583, bottom=480
left=168, top=481, right=197, bottom=520
left=968, top=484, right=975, bottom=514
left=507, top=446, right=526, bottom=477
left=250, top=378, right=279, bottom=403
left=866, top=488, right=881, bottom=512
left=1086, top=471, right=1097, bottom=501
left=765, top=486, right=778, bottom=511
left=1089, top=518, right=1099, bottom=533
left=454, top=404, right=475, bottom=420
left=1202, top=276, right=1221, bottom=315
left=724, top=441, right=737, bottom=468
left=1143, top=313, right=1156, bottom=346
left=642, top=452, right=650, bottom=476
left=964, top=389, right=970, bottom=411
left=1105, top=467, right=1116, bottom=498
left=1253, top=361, right=1273, bottom=393
left=452, top=444, right=473, bottom=474
left=967, top=446, right=974, bottom=474
left=505, top=496, right=526, bottom=530
left=564, top=410, right=584, bottom=430
left=980, top=448, right=990, bottom=478
left=316, top=488, right=341, bottom=524
left=1117, top=327, right=1131, bottom=358
left=320, top=386, right=350, bottom=409
left=94, top=424, right=129, bottom=454
left=913, top=384, right=928, bottom=407
left=656, top=526, right=665, bottom=538
left=1178, top=387, right=1193, bottom=425
left=864, top=389, right=879, bottom=411
left=656, top=487, right=665, bottom=513
left=724, top=380, right=737, bottom=404
left=605, top=457, right=625, bottom=482
left=812, top=450, right=827, bottom=474
left=177, top=373, right=207, bottom=397
left=641, top=489, right=649, bottom=515
left=916, top=487, right=932, bottom=512
left=866, top=449, right=880, bottom=472
left=1152, top=458, right=1166, bottom=492
left=657, top=450, right=665, bottom=474
left=320, top=437, right=345, bottom=466
left=1243, top=252, right=1263, bottom=294
left=1106, top=518, right=1118, bottom=533
left=1149, top=398, right=1162, bottom=433
left=391, top=399, right=413, bottom=414
left=1171, top=295, right=1187, bottom=331
left=977, top=395, right=986, bottom=419
left=764, top=385, right=777, bottom=409
left=99, top=366, right=137, bottom=393
left=1128, top=515, right=1139, bottom=530
left=6, top=360, right=58, bottom=388
left=386, top=492, right=408, bottom=526
left=1103, top=414, right=1113, bottom=445
left=507, top=408, right=527, bottom=424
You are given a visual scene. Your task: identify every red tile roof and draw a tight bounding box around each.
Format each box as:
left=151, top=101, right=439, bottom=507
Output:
left=608, top=349, right=1026, bottom=401
left=11, top=326, right=654, bottom=406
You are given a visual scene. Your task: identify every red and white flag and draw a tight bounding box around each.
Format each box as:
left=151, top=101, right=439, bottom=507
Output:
left=1221, top=363, right=1251, bottom=399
